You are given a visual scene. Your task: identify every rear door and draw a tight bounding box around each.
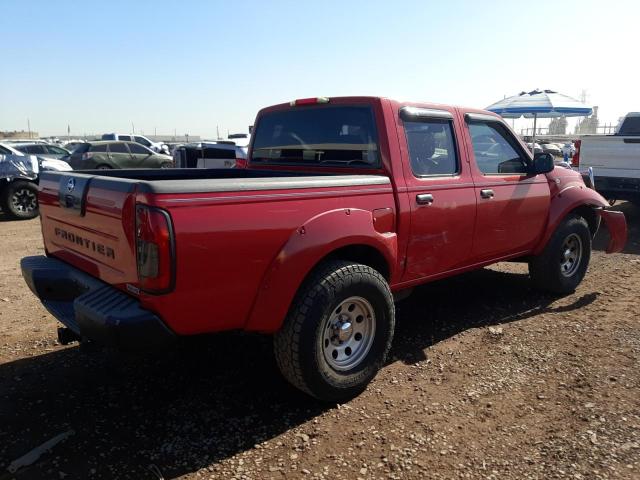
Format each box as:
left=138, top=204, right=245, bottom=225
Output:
left=463, top=113, right=550, bottom=260
left=107, top=142, right=134, bottom=168
left=398, top=106, right=477, bottom=281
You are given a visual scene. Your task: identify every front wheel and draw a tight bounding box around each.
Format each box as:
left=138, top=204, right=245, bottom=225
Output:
left=529, top=215, right=591, bottom=294
left=1, top=180, right=39, bottom=219
left=274, top=260, right=395, bottom=402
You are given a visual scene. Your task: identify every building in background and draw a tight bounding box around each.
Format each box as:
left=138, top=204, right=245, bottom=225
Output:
left=0, top=130, right=39, bottom=140
left=575, top=106, right=599, bottom=134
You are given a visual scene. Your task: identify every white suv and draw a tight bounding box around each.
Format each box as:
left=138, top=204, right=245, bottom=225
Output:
left=101, top=133, right=169, bottom=154
left=174, top=135, right=249, bottom=169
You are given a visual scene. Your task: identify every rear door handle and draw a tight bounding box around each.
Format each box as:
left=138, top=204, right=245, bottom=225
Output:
left=480, top=189, right=494, bottom=199
left=416, top=193, right=434, bottom=205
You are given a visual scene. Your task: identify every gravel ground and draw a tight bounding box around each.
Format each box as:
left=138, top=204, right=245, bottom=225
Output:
left=0, top=202, right=639, bottom=480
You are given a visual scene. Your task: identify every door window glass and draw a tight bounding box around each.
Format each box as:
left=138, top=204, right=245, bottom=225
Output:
left=134, top=136, right=152, bottom=147
left=119, top=135, right=132, bottom=141
left=128, top=143, right=151, bottom=154
left=46, top=146, right=68, bottom=154
left=404, top=119, right=458, bottom=176
left=108, top=143, right=129, bottom=154
left=89, top=144, right=107, bottom=152
left=468, top=122, right=528, bottom=174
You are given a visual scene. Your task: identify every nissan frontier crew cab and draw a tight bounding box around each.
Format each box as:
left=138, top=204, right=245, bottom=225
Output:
left=22, top=97, right=628, bottom=402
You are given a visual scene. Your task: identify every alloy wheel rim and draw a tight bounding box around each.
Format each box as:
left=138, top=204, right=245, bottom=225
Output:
left=321, top=296, right=376, bottom=371
left=560, top=233, right=582, bottom=277
left=11, top=188, right=37, bottom=213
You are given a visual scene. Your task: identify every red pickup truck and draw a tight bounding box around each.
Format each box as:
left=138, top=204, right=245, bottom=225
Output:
left=22, top=96, right=627, bottom=401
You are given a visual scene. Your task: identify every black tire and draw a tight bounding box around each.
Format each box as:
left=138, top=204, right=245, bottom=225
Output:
left=274, top=260, right=395, bottom=402
left=95, top=164, right=112, bottom=170
left=529, top=215, right=591, bottom=294
left=1, top=180, right=39, bottom=220
left=159, top=162, right=173, bottom=169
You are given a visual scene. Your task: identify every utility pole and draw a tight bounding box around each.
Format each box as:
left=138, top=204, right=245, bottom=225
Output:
left=131, top=122, right=135, bottom=134
left=216, top=125, right=220, bottom=140
left=27, top=118, right=31, bottom=139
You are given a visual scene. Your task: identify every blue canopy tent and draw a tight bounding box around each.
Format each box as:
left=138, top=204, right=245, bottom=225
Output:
left=486, top=89, right=592, bottom=148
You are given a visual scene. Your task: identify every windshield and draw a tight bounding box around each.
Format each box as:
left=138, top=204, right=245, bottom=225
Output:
left=251, top=105, right=380, bottom=168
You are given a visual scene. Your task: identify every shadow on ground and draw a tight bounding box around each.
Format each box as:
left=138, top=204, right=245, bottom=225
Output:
left=0, top=202, right=637, bottom=479
left=0, top=266, right=597, bottom=480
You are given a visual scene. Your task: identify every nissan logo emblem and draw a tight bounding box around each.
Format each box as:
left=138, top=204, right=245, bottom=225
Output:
left=66, top=178, right=75, bottom=193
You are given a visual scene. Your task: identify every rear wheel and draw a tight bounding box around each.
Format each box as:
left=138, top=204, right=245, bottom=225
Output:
left=529, top=215, right=591, bottom=294
left=1, top=180, right=39, bottom=219
left=274, top=260, right=395, bottom=402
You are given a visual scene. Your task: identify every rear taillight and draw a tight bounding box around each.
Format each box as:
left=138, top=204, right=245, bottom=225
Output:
left=135, top=205, right=175, bottom=293
left=81, top=152, right=94, bottom=160
left=235, top=157, right=248, bottom=168
left=571, top=140, right=581, bottom=167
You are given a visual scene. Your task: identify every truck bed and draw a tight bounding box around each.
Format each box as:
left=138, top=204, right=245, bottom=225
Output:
left=36, top=168, right=395, bottom=335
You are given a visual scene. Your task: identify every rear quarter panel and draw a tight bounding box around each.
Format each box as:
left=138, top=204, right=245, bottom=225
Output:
left=139, top=182, right=397, bottom=335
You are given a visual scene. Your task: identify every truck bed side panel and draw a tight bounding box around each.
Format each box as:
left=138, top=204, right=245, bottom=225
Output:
left=140, top=183, right=395, bottom=335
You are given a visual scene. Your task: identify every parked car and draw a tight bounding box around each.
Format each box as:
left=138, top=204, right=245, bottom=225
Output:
left=14, top=143, right=71, bottom=160
left=22, top=96, right=627, bottom=402
left=0, top=142, right=72, bottom=219
left=101, top=133, right=169, bottom=154
left=540, top=143, right=562, bottom=156
left=174, top=140, right=248, bottom=169
left=65, top=141, right=173, bottom=170
left=573, top=112, right=640, bottom=204
left=526, top=142, right=543, bottom=154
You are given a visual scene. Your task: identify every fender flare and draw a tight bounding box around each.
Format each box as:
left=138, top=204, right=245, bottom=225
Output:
left=533, top=184, right=608, bottom=255
left=244, top=208, right=398, bottom=333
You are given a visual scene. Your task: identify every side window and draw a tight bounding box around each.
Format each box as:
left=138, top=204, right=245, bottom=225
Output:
left=46, top=146, right=67, bottom=154
left=108, top=143, right=129, bottom=154
left=89, top=144, right=108, bottom=153
left=203, top=146, right=235, bottom=159
left=23, top=145, right=47, bottom=154
left=128, top=143, right=151, bottom=154
left=134, top=136, right=151, bottom=147
left=404, top=119, right=458, bottom=176
left=119, top=135, right=132, bottom=141
left=468, top=122, right=528, bottom=175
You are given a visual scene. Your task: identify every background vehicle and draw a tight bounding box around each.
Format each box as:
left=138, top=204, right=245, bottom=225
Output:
left=540, top=143, right=562, bottom=156
left=174, top=139, right=248, bottom=169
left=65, top=141, right=173, bottom=170
left=13, top=143, right=70, bottom=159
left=526, top=142, right=543, bottom=154
left=101, top=133, right=169, bottom=154
left=22, top=97, right=626, bottom=402
left=573, top=112, right=640, bottom=204
left=0, top=142, right=71, bottom=219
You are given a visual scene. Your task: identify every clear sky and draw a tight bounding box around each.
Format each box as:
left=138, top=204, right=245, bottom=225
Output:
left=1, top=0, right=637, bottom=138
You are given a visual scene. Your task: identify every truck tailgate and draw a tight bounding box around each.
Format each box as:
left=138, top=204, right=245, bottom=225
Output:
left=38, top=172, right=139, bottom=290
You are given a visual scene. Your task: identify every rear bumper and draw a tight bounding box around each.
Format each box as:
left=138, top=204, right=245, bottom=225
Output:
left=21, top=255, right=175, bottom=349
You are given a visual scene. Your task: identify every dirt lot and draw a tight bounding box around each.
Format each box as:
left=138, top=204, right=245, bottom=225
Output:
left=1, top=203, right=639, bottom=480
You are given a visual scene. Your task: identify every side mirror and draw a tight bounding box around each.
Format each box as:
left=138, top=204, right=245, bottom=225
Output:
left=532, top=152, right=554, bottom=174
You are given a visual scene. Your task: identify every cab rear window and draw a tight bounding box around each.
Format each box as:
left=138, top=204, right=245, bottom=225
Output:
left=251, top=106, right=380, bottom=168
